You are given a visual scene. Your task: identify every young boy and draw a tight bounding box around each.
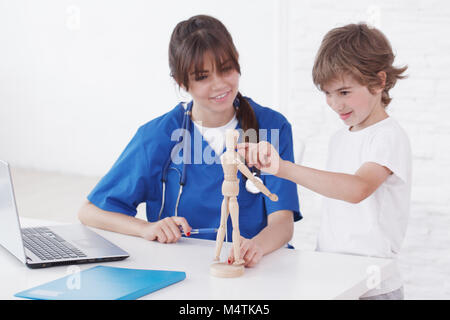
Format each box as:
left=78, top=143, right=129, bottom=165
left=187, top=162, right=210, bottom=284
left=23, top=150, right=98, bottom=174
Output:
left=238, top=23, right=411, bottom=299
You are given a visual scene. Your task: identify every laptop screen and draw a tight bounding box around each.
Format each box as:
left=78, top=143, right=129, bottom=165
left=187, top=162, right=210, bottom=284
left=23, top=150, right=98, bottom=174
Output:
left=0, top=160, right=27, bottom=264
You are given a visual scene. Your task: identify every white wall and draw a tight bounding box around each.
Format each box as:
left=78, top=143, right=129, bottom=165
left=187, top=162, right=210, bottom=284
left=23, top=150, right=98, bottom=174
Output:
left=0, top=0, right=279, bottom=175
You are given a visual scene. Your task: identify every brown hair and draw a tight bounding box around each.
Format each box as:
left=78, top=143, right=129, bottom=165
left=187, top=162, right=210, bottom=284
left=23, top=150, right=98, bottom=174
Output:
left=168, top=15, right=258, bottom=138
left=312, top=23, right=407, bottom=107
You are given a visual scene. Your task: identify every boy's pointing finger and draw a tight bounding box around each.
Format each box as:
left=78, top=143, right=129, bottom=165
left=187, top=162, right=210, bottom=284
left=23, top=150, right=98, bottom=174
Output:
left=236, top=143, right=249, bottom=150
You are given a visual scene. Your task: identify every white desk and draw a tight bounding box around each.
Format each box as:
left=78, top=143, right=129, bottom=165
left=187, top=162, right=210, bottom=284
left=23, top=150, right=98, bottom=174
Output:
left=0, top=218, right=395, bottom=300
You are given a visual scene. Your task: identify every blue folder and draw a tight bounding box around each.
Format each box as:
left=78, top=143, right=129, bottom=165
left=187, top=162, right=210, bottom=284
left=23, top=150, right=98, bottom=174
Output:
left=15, top=266, right=186, bottom=300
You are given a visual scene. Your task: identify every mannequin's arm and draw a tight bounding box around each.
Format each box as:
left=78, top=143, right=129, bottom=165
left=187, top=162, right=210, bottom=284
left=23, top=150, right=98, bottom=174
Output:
left=236, top=156, right=278, bottom=202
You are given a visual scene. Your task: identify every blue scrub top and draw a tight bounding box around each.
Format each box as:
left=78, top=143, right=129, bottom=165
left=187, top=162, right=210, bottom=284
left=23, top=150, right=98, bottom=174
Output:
left=88, top=97, right=302, bottom=241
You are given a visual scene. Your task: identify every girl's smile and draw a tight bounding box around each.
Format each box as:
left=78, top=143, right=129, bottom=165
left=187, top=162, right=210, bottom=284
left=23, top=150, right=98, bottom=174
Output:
left=210, top=90, right=232, bottom=103
left=186, top=53, right=240, bottom=127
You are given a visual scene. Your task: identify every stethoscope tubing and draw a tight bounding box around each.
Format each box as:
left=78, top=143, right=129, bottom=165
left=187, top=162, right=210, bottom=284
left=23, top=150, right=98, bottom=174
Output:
left=158, top=102, right=192, bottom=220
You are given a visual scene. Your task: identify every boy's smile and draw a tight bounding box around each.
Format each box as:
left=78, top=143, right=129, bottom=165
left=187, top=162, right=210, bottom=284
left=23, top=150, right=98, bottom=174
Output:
left=339, top=111, right=353, bottom=121
left=322, top=74, right=388, bottom=131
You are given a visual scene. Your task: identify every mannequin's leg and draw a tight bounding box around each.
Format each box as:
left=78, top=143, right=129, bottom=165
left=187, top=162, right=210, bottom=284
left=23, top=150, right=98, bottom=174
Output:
left=214, top=197, right=229, bottom=261
left=229, top=197, right=244, bottom=265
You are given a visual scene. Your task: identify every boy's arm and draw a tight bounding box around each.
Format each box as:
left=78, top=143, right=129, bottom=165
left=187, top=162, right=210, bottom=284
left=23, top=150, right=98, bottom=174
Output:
left=237, top=141, right=391, bottom=203
left=278, top=160, right=392, bottom=203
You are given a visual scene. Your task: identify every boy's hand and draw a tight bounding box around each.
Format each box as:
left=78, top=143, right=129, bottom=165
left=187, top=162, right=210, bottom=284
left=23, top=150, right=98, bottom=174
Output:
left=237, top=141, right=282, bottom=175
left=140, top=217, right=192, bottom=244
left=227, top=236, right=263, bottom=268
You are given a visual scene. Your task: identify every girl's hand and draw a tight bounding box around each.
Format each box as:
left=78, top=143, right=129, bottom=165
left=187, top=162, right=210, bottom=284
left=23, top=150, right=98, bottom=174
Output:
left=140, top=217, right=192, bottom=243
left=236, top=141, right=282, bottom=175
left=228, top=236, right=264, bottom=268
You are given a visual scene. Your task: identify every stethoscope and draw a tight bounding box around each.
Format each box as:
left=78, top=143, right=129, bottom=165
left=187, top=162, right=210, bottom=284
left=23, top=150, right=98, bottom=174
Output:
left=157, top=99, right=263, bottom=221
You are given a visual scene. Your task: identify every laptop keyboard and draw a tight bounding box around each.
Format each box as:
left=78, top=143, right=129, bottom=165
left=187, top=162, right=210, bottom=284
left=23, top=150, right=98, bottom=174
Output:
left=22, top=227, right=87, bottom=261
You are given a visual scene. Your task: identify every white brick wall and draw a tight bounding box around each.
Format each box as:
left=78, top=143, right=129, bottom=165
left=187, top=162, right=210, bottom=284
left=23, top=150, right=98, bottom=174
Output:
left=285, top=0, right=450, bottom=299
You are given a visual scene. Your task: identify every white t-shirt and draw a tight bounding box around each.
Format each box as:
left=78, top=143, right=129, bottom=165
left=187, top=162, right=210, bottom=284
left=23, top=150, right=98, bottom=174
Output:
left=316, top=117, right=412, bottom=298
left=193, top=115, right=238, bottom=155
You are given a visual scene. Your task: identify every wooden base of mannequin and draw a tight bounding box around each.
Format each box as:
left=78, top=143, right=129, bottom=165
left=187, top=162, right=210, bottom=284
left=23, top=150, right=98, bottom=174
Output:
left=210, top=262, right=244, bottom=278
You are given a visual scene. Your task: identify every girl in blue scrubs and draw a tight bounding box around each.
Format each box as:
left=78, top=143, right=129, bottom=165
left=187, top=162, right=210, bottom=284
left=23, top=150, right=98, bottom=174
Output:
left=78, top=15, right=301, bottom=267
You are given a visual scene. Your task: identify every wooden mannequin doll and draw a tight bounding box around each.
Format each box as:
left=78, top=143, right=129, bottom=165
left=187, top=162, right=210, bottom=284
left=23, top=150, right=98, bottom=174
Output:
left=210, top=129, right=278, bottom=278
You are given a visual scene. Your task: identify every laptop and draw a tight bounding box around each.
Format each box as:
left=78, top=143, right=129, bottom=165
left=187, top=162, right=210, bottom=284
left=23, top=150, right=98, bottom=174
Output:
left=0, top=160, right=129, bottom=268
